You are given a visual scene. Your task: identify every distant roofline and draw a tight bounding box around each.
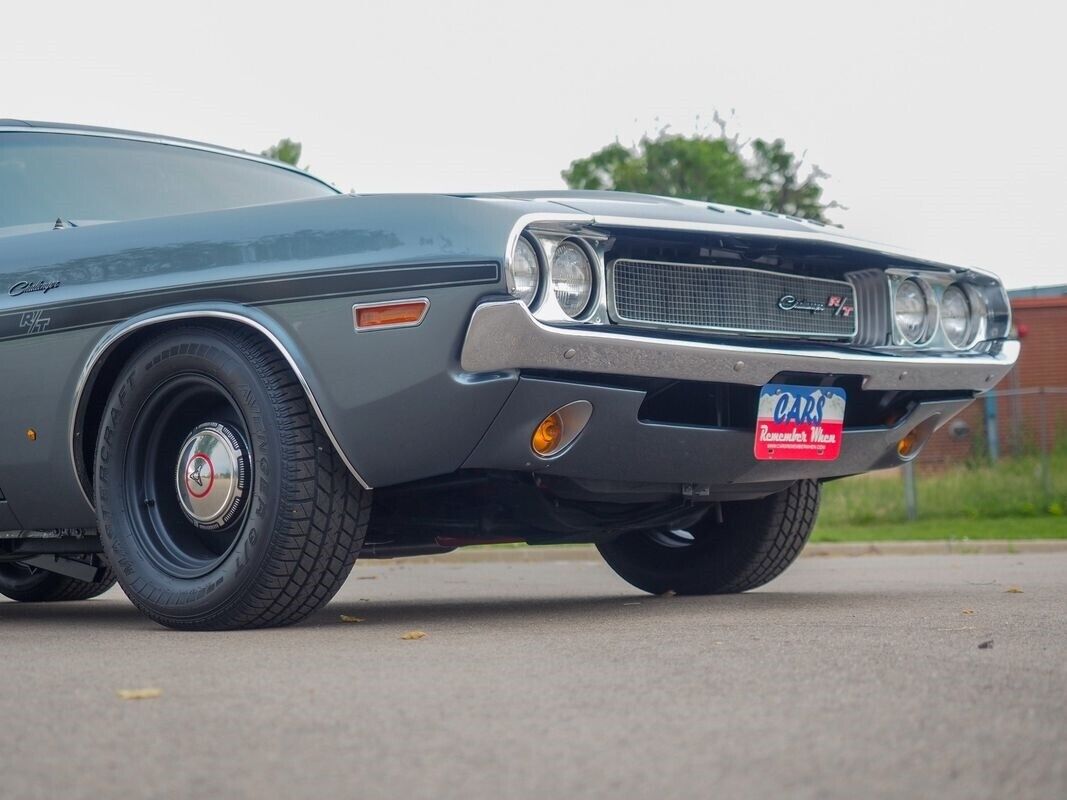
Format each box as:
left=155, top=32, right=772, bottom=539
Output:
left=0, top=119, right=338, bottom=192
left=1009, top=283, right=1067, bottom=299
left=1, top=119, right=260, bottom=160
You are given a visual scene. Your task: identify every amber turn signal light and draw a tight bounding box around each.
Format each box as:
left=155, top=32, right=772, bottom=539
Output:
left=897, top=431, right=920, bottom=458
left=529, top=401, right=594, bottom=459
left=353, top=299, right=429, bottom=331
left=532, top=413, right=564, bottom=456
left=896, top=416, right=940, bottom=460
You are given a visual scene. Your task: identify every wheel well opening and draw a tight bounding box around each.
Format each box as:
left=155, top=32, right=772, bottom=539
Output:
left=75, top=319, right=269, bottom=502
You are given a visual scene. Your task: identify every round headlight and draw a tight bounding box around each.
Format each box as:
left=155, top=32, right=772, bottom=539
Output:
left=940, top=284, right=973, bottom=348
left=550, top=240, right=594, bottom=318
left=894, top=278, right=934, bottom=344
left=506, top=236, right=540, bottom=306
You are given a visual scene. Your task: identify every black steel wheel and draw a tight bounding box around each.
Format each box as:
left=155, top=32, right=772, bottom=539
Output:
left=0, top=559, right=116, bottom=603
left=94, top=324, right=370, bottom=630
left=596, top=480, right=820, bottom=595
left=121, top=373, right=251, bottom=580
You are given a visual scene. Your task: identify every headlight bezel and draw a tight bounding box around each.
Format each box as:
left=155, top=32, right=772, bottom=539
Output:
left=548, top=237, right=597, bottom=320
left=515, top=227, right=608, bottom=325
left=939, top=282, right=982, bottom=350
left=887, top=269, right=1003, bottom=351
left=893, top=277, right=937, bottom=346
left=505, top=233, right=543, bottom=307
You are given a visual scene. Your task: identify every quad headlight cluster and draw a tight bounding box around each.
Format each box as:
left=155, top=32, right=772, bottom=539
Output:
left=891, top=274, right=1001, bottom=350
left=505, top=233, right=600, bottom=321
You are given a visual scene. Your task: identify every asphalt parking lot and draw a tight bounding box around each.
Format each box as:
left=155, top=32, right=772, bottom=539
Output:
left=1, top=551, right=1064, bottom=800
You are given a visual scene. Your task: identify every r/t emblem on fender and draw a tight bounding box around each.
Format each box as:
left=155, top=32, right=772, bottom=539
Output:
left=19, top=309, right=51, bottom=334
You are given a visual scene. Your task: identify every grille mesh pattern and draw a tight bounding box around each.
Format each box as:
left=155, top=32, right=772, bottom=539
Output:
left=610, top=260, right=857, bottom=339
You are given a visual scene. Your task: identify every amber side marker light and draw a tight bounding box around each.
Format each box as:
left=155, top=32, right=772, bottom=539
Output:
left=353, top=299, right=429, bottom=331
left=530, top=400, right=594, bottom=458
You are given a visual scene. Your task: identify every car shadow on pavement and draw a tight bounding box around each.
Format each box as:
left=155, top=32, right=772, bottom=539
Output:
left=0, top=588, right=888, bottom=633
left=311, top=589, right=883, bottom=630
left=0, top=595, right=142, bottom=627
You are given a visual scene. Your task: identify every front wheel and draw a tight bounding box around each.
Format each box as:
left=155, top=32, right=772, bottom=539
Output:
left=596, top=480, right=820, bottom=595
left=94, top=325, right=371, bottom=630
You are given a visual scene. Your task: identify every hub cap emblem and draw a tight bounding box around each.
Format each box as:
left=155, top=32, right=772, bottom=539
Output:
left=185, top=454, right=214, bottom=498
left=174, top=423, right=249, bottom=530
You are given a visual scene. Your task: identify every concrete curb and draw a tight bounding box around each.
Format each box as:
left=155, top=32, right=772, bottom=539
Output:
left=357, top=539, right=1067, bottom=566
left=802, top=539, right=1067, bottom=557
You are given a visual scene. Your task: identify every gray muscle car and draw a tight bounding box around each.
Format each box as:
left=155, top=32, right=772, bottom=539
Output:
left=0, top=121, right=1018, bottom=629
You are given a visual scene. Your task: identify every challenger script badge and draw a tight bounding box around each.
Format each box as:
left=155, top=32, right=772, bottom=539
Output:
left=777, top=294, right=854, bottom=317
left=9, top=279, right=61, bottom=297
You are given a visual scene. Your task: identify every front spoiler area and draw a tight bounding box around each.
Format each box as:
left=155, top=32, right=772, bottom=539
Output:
left=460, top=300, right=1019, bottom=393
left=462, top=377, right=973, bottom=489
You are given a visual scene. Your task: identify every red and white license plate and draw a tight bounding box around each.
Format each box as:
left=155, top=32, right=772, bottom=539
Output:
left=753, top=384, right=846, bottom=461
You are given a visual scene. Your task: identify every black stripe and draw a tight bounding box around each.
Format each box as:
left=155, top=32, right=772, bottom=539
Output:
left=0, top=261, right=498, bottom=343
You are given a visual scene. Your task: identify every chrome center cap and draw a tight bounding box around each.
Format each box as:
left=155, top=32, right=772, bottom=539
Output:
left=175, top=422, right=248, bottom=530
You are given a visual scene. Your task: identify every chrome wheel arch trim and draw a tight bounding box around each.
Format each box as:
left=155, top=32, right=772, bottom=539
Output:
left=70, top=306, right=372, bottom=510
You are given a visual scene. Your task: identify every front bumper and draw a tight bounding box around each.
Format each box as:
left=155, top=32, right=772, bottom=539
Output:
left=462, top=376, right=973, bottom=490
left=460, top=300, right=1019, bottom=392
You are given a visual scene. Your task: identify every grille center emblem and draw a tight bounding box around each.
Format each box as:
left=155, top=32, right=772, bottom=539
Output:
left=778, top=294, right=854, bottom=318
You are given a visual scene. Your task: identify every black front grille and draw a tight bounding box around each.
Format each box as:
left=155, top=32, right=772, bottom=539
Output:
left=610, top=259, right=858, bottom=340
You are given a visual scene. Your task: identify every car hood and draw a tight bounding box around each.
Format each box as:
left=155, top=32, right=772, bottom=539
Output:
left=472, top=190, right=827, bottom=234
left=466, top=189, right=923, bottom=261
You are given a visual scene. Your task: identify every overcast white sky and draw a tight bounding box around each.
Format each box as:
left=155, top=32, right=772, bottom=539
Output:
left=3, top=1, right=1064, bottom=287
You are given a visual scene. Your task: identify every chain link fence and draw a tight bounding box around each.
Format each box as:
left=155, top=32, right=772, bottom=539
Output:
left=901, top=386, right=1067, bottom=520
left=819, top=388, right=1067, bottom=533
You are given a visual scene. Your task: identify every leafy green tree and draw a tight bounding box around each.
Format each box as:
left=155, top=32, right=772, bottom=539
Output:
left=563, top=125, right=839, bottom=223
left=261, top=138, right=303, bottom=168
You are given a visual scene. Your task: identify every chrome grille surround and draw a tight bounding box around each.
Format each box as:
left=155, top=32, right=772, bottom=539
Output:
left=608, top=259, right=858, bottom=340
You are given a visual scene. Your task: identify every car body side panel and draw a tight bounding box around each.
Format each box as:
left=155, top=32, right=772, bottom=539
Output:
left=261, top=291, right=518, bottom=487
left=0, top=193, right=558, bottom=529
left=0, top=326, right=103, bottom=528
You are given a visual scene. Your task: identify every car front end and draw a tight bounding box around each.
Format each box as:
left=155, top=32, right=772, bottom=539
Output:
left=366, top=194, right=1017, bottom=559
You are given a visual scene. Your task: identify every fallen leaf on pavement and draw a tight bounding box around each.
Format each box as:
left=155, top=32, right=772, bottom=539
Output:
left=117, top=688, right=162, bottom=700
left=1004, top=587, right=1024, bottom=593
left=339, top=615, right=366, bottom=623
left=401, top=630, right=427, bottom=640
left=978, top=640, right=994, bottom=650
left=962, top=609, right=976, bottom=615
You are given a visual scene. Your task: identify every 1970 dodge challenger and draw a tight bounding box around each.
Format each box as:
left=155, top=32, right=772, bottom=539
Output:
left=0, top=121, right=1018, bottom=629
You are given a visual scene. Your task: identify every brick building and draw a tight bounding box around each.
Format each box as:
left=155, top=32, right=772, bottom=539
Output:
left=921, top=283, right=1067, bottom=465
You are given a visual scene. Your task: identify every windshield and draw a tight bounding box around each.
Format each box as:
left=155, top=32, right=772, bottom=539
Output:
left=0, top=131, right=338, bottom=230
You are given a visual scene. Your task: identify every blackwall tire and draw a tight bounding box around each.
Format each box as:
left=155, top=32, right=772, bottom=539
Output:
left=0, top=560, right=117, bottom=603
left=596, top=480, right=820, bottom=595
left=94, top=324, right=370, bottom=630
